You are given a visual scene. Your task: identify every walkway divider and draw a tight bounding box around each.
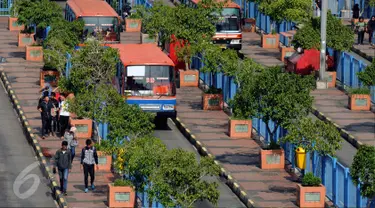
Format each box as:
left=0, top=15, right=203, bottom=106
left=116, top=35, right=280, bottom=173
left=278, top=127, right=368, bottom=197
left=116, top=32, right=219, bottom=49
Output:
left=0, top=71, right=68, bottom=208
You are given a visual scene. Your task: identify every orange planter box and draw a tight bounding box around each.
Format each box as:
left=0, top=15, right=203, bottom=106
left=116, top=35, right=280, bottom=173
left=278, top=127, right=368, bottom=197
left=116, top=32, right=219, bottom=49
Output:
left=261, top=34, right=279, bottom=49
left=40, top=70, right=59, bottom=88
left=8, top=17, right=24, bottom=31
left=280, top=47, right=295, bottom=62
left=349, top=94, right=371, bottom=111
left=179, top=69, right=199, bottom=87
left=202, top=93, right=223, bottom=111
left=26, top=45, right=43, bottom=61
left=108, top=184, right=136, bottom=208
left=326, top=71, right=336, bottom=88
left=70, top=119, right=93, bottom=139
left=297, top=184, right=326, bottom=208
left=228, top=119, right=252, bottom=139
left=125, top=19, right=142, bottom=32
left=97, top=151, right=112, bottom=171
left=242, top=18, right=256, bottom=32
left=260, top=148, right=285, bottom=169
left=18, top=33, right=35, bottom=47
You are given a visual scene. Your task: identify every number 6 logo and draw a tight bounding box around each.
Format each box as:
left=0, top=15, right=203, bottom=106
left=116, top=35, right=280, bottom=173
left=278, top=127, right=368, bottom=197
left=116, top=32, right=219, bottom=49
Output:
left=13, top=161, right=41, bottom=199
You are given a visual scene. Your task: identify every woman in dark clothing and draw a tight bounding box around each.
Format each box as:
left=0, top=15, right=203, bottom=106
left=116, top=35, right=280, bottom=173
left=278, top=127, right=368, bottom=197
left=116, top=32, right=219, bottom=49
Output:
left=368, top=16, right=375, bottom=45
left=352, top=4, right=360, bottom=19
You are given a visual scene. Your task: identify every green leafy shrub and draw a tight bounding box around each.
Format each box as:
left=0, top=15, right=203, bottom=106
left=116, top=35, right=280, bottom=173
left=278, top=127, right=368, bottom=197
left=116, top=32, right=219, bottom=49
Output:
left=357, top=60, right=375, bottom=87
left=302, top=172, right=321, bottom=187
left=114, top=179, right=133, bottom=187
left=348, top=87, right=371, bottom=95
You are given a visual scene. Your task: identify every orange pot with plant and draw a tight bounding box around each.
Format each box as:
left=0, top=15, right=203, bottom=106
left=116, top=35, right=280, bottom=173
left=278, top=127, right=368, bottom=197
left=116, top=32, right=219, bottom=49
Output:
left=108, top=181, right=136, bottom=208
left=202, top=87, right=223, bottom=111
left=40, top=69, right=59, bottom=88
left=297, top=173, right=326, bottom=208
left=228, top=118, right=252, bottom=139
left=348, top=88, right=371, bottom=111
left=70, top=119, right=93, bottom=139
left=8, top=17, right=24, bottom=31
left=261, top=30, right=279, bottom=49
left=260, top=143, right=285, bottom=169
left=26, top=45, right=43, bottom=61
left=94, top=141, right=113, bottom=172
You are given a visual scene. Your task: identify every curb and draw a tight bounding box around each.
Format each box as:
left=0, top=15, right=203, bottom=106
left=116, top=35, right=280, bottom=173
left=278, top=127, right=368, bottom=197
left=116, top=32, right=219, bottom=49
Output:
left=350, top=47, right=372, bottom=62
left=0, top=72, right=68, bottom=208
left=172, top=117, right=256, bottom=208
left=311, top=106, right=363, bottom=149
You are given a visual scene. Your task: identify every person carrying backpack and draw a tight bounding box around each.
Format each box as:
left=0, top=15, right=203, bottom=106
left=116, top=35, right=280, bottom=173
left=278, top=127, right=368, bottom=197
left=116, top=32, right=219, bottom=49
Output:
left=80, top=139, right=99, bottom=193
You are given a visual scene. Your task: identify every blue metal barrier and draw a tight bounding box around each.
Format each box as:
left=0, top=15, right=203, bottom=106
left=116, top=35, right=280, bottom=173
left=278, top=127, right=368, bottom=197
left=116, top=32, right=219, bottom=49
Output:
left=0, top=0, right=12, bottom=16
left=192, top=53, right=373, bottom=208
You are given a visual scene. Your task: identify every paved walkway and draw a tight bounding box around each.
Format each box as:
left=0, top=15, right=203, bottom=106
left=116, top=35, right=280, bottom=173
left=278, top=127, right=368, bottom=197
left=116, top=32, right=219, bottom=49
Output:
left=352, top=33, right=375, bottom=61
left=241, top=32, right=284, bottom=67
left=0, top=19, right=114, bottom=208
left=176, top=87, right=300, bottom=208
left=312, top=89, right=375, bottom=147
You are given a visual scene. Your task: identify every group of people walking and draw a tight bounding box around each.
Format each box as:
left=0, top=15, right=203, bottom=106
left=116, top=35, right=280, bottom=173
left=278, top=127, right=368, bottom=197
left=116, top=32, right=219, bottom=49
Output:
left=38, top=84, right=99, bottom=195
left=37, top=84, right=71, bottom=139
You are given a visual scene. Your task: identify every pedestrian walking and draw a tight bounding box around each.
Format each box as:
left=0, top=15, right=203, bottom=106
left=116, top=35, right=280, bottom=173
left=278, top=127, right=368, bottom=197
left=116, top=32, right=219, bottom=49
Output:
left=59, top=94, right=70, bottom=139
left=80, top=139, right=99, bottom=193
left=53, top=141, right=72, bottom=196
left=314, top=0, right=321, bottom=17
left=356, top=17, right=367, bottom=45
left=367, top=16, right=375, bottom=46
left=64, top=126, right=78, bottom=163
left=352, top=4, right=360, bottom=19
left=50, top=92, right=60, bottom=136
left=37, top=96, right=52, bottom=139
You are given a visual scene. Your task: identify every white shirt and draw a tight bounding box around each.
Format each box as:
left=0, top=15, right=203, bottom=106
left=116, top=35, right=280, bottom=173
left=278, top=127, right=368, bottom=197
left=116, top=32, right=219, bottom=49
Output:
left=60, top=101, right=70, bottom=116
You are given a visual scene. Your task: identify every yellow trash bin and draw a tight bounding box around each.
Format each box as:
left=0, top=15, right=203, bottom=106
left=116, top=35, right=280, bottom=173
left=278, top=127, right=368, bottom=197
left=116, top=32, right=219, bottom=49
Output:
left=295, top=147, right=306, bottom=170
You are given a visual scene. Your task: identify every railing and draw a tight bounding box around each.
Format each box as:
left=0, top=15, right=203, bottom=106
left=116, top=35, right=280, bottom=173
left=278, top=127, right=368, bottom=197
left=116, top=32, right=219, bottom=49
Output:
left=191, top=54, right=373, bottom=208
left=0, top=0, right=12, bottom=16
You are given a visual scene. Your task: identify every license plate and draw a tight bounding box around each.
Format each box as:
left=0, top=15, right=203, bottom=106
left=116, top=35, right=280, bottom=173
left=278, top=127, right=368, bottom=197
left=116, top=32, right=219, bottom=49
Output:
left=219, top=44, right=227, bottom=48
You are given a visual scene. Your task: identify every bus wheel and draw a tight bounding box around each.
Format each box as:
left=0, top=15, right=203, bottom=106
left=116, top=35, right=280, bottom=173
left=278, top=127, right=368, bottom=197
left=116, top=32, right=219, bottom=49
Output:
left=155, top=117, right=168, bottom=129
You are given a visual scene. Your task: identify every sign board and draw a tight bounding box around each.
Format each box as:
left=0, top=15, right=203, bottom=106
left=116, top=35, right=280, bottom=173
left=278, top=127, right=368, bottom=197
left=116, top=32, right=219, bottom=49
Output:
left=98, top=156, right=107, bottom=165
left=22, top=37, right=32, bottom=44
left=327, top=74, right=333, bottom=82
left=266, top=153, right=281, bottom=164
left=44, top=74, right=57, bottom=83
left=355, top=98, right=367, bottom=106
left=115, top=192, right=130, bottom=202
left=235, top=124, right=248, bottom=133
left=76, top=124, right=89, bottom=133
left=208, top=98, right=220, bottom=106
left=304, top=192, right=321, bottom=202
left=30, top=49, right=41, bottom=57
left=266, top=38, right=276, bottom=45
left=184, top=75, right=196, bottom=82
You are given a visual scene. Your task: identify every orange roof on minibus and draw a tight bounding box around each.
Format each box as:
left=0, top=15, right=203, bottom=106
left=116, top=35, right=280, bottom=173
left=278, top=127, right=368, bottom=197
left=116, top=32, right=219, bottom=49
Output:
left=67, top=0, right=118, bottom=17
left=110, top=44, right=175, bottom=67
left=191, top=0, right=240, bottom=8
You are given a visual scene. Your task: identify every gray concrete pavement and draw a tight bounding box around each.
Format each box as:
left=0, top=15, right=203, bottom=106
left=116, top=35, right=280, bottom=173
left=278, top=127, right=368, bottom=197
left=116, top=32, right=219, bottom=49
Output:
left=154, top=119, right=246, bottom=208
left=0, top=82, right=56, bottom=207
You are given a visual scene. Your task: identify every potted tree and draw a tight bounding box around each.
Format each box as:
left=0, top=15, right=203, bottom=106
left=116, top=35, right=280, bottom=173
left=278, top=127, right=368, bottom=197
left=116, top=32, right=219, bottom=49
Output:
left=261, top=29, right=279, bottom=49
left=348, top=88, right=371, bottom=111
left=8, top=1, right=24, bottom=31
left=281, top=117, right=342, bottom=172
left=26, top=41, right=43, bottom=61
left=202, top=87, right=223, bottom=110
left=297, top=172, right=326, bottom=208
left=350, top=145, right=375, bottom=208
left=94, top=140, right=113, bottom=171
left=125, top=6, right=144, bottom=32
left=108, top=179, right=136, bottom=208
left=247, top=66, right=315, bottom=169
left=357, top=59, right=375, bottom=108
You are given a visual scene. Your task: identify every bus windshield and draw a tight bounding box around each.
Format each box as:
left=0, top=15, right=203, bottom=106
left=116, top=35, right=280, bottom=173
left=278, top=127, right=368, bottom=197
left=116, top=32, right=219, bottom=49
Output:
left=215, top=8, right=240, bottom=32
left=125, top=65, right=176, bottom=96
left=79, top=17, right=119, bottom=41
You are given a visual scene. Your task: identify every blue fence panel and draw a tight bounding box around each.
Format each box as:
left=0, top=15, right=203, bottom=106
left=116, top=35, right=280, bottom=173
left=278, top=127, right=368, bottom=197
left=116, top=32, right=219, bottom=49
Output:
left=337, top=163, right=346, bottom=207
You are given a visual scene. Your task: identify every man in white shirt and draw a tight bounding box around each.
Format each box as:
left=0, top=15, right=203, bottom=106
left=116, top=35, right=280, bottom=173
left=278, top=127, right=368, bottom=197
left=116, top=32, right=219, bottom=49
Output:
left=59, top=94, right=70, bottom=139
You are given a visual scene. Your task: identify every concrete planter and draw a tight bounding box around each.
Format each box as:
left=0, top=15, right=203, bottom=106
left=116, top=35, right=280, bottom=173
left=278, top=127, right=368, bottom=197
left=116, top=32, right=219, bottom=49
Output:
left=280, top=46, right=295, bottom=62
left=97, top=151, right=112, bottom=171
left=108, top=183, right=136, bottom=208
left=70, top=119, right=93, bottom=139
left=18, top=33, right=35, bottom=47
left=125, top=19, right=142, bottom=32
left=349, top=94, right=371, bottom=111
left=179, top=69, right=199, bottom=87
left=326, top=71, right=336, bottom=88
left=202, top=93, right=223, bottom=111
left=40, top=70, right=59, bottom=88
left=8, top=17, right=24, bottom=31
left=228, top=119, right=252, bottom=139
left=26, top=45, right=43, bottom=61
left=297, top=184, right=326, bottom=208
left=260, top=148, right=285, bottom=169
left=261, top=33, right=279, bottom=49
